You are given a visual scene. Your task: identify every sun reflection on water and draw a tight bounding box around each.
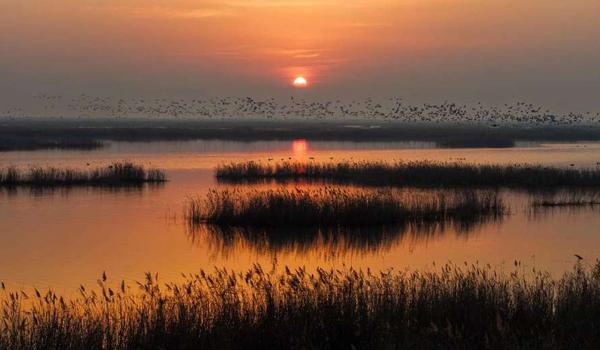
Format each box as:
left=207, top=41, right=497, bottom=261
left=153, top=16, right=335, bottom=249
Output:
left=292, top=139, right=309, bottom=157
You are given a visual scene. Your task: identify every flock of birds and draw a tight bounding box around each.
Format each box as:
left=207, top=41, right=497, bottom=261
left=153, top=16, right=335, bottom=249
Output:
left=1, top=94, right=599, bottom=126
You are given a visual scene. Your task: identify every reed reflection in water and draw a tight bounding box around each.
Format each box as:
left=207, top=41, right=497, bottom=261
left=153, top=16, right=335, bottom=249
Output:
left=0, top=182, right=166, bottom=199
left=186, top=197, right=505, bottom=259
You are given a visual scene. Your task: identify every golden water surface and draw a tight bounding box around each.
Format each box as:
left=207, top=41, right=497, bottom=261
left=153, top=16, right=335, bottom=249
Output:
left=1, top=140, right=600, bottom=294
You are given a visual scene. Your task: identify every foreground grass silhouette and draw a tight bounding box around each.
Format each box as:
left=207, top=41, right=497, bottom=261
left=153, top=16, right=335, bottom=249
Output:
left=0, top=162, right=166, bottom=187
left=185, top=187, right=505, bottom=227
left=216, top=161, right=600, bottom=189
left=2, top=262, right=600, bottom=349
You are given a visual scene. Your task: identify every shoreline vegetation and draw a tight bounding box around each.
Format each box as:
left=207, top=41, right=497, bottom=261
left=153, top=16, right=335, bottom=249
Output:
left=3, top=120, right=600, bottom=151
left=185, top=187, right=505, bottom=228
left=0, top=163, right=166, bottom=187
left=217, top=161, right=600, bottom=189
left=2, top=262, right=600, bottom=349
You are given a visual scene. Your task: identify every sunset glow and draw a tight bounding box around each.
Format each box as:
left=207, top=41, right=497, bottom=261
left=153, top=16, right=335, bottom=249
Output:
left=2, top=0, right=599, bottom=110
left=3, top=1, right=600, bottom=346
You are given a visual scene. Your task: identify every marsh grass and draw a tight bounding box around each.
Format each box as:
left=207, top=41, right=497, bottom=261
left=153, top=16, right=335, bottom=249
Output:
left=0, top=163, right=166, bottom=187
left=2, top=262, right=600, bottom=349
left=216, top=161, right=600, bottom=189
left=185, top=187, right=505, bottom=228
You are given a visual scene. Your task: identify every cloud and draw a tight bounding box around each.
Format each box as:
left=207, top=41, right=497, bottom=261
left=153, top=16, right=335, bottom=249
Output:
left=221, top=0, right=356, bottom=8
left=131, top=6, right=235, bottom=19
left=76, top=1, right=236, bottom=19
left=341, top=22, right=391, bottom=28
left=77, top=0, right=386, bottom=20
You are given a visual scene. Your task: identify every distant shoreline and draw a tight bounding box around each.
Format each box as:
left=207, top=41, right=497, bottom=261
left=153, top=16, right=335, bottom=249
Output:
left=2, top=119, right=600, bottom=151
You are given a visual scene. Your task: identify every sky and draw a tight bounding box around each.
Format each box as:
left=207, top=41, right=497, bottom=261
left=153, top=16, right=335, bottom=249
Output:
left=1, top=0, right=600, bottom=112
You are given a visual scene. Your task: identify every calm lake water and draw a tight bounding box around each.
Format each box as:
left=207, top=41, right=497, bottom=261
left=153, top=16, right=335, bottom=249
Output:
left=2, top=140, right=600, bottom=293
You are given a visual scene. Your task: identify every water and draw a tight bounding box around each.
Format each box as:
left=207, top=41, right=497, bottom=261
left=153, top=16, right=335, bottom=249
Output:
left=1, top=140, right=600, bottom=293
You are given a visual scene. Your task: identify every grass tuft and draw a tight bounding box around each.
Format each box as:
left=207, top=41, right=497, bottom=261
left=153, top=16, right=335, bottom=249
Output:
left=531, top=191, right=600, bottom=208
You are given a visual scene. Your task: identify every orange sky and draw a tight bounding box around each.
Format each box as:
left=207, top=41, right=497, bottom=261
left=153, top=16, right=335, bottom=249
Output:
left=1, top=0, right=600, bottom=110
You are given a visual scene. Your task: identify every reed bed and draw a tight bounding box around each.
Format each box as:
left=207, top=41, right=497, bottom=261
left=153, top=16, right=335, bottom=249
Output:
left=0, top=162, right=166, bottom=187
left=2, top=262, right=600, bottom=349
left=216, top=161, right=600, bottom=188
left=185, top=187, right=505, bottom=228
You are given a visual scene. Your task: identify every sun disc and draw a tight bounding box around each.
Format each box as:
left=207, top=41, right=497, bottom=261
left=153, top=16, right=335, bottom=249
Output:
left=293, top=76, right=308, bottom=88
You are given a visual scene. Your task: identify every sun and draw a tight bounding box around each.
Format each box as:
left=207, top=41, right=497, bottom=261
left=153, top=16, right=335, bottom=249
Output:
left=292, top=76, right=308, bottom=88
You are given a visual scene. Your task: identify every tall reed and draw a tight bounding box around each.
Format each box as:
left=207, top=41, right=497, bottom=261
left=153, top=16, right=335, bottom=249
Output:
left=185, top=187, right=505, bottom=227
left=0, top=162, right=166, bottom=187
left=216, top=161, right=600, bottom=188
left=2, top=262, right=600, bottom=349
